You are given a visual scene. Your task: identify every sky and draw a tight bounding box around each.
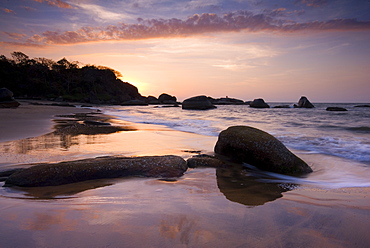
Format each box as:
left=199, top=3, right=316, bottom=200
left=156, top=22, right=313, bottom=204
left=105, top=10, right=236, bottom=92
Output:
left=0, top=0, right=369, bottom=102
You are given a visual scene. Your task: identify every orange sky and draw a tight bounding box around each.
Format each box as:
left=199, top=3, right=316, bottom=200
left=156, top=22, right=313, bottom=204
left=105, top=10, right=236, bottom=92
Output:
left=1, top=0, right=369, bottom=102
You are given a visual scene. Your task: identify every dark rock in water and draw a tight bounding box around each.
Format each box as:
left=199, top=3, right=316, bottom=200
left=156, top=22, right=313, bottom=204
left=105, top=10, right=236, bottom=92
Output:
left=0, top=88, right=20, bottom=108
left=4, top=155, right=187, bottom=187
left=354, top=105, right=370, bottom=108
left=158, top=93, right=177, bottom=104
left=182, top=95, right=216, bottom=110
left=294, top=96, right=314, bottom=108
left=249, top=98, right=270, bottom=108
left=214, top=126, right=312, bottom=176
left=0, top=168, right=24, bottom=178
left=273, top=105, right=291, bottom=108
left=210, top=97, right=245, bottom=105
left=187, top=155, right=227, bottom=168
left=326, top=107, right=347, bottom=111
left=121, top=99, right=148, bottom=106
left=51, top=103, right=76, bottom=107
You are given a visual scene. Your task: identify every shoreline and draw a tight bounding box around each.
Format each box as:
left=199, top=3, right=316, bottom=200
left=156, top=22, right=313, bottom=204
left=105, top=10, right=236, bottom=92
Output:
left=0, top=101, right=369, bottom=247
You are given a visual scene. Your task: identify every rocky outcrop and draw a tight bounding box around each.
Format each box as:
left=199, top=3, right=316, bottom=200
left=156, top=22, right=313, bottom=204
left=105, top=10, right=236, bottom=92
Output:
left=249, top=98, right=270, bottom=108
left=326, top=107, right=347, bottom=111
left=210, top=97, right=245, bottom=105
left=214, top=126, right=312, bottom=176
left=146, top=96, right=160, bottom=104
left=182, top=95, right=216, bottom=110
left=0, top=88, right=20, bottom=108
left=294, top=96, right=314, bottom=108
left=4, top=155, right=187, bottom=187
left=158, top=93, right=177, bottom=104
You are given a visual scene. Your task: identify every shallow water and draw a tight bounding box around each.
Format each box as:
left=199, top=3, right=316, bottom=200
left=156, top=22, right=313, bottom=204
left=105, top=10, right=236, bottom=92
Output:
left=0, top=103, right=369, bottom=247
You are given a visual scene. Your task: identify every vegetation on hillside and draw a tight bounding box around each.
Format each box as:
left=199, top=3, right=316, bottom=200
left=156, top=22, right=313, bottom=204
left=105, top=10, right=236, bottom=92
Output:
left=0, top=52, right=142, bottom=104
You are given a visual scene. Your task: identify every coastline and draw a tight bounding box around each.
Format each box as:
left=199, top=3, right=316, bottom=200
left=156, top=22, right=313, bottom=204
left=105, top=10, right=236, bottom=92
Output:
left=0, top=102, right=369, bottom=247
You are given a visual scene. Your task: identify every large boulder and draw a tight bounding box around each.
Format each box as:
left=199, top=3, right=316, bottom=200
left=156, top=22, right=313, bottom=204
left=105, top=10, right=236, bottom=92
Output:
left=214, top=126, right=312, bottom=176
left=249, top=98, right=270, bottom=108
left=295, top=96, right=314, bottom=108
left=4, top=155, right=187, bottom=187
left=182, top=95, right=216, bottom=110
left=0, top=88, right=20, bottom=108
left=158, top=93, right=177, bottom=104
left=211, top=97, right=245, bottom=105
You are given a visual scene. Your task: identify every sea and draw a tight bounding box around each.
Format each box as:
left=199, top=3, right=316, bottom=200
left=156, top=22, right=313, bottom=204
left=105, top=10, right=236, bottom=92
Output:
left=102, top=102, right=370, bottom=189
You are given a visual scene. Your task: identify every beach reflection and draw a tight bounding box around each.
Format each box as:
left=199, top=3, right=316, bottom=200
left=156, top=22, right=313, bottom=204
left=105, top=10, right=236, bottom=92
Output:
left=216, top=164, right=291, bottom=206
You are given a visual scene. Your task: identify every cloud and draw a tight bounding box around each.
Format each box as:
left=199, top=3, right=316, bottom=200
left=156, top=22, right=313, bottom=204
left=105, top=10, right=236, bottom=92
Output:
left=3, top=32, right=27, bottom=40
left=33, top=0, right=73, bottom=9
left=296, top=0, right=328, bottom=8
left=1, top=8, right=15, bottom=14
left=10, top=11, right=370, bottom=45
left=75, top=3, right=133, bottom=22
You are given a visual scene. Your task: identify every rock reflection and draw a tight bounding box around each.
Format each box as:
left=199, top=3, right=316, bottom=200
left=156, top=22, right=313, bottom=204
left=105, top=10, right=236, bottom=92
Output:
left=8, top=179, right=114, bottom=199
left=216, top=164, right=293, bottom=206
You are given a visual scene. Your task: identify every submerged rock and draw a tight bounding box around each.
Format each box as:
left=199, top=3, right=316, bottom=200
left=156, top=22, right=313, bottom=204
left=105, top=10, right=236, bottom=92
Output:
left=4, top=155, right=187, bottom=187
left=294, top=96, right=314, bottom=108
left=182, top=95, right=216, bottom=110
left=249, top=98, right=270, bottom=108
left=214, top=126, right=312, bottom=176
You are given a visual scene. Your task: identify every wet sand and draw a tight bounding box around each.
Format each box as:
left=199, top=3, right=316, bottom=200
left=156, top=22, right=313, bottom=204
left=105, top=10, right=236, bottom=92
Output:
left=0, top=102, right=369, bottom=248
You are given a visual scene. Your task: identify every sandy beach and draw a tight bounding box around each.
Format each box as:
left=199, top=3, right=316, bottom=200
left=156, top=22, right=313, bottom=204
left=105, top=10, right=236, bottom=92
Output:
left=0, top=101, right=369, bottom=248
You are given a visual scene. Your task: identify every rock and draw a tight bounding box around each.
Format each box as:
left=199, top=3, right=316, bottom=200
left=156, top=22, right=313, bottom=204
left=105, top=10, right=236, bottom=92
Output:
left=354, top=105, right=370, bottom=108
left=294, top=96, right=314, bottom=108
left=4, top=155, right=187, bottom=187
left=0, top=88, right=20, bottom=108
left=158, top=93, right=177, bottom=104
left=147, top=96, right=160, bottom=104
left=182, top=95, right=216, bottom=110
left=214, top=126, right=312, bottom=176
left=121, top=99, right=148, bottom=106
left=0, top=101, right=20, bottom=108
left=211, top=97, right=245, bottom=105
left=0, top=88, right=14, bottom=101
left=273, top=105, right=291, bottom=108
left=249, top=98, right=270, bottom=108
left=326, top=107, right=347, bottom=111
left=187, top=155, right=227, bottom=168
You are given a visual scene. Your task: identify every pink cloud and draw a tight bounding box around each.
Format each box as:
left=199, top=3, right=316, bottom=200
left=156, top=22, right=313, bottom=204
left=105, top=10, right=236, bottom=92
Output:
left=33, top=0, right=72, bottom=9
left=297, top=0, right=328, bottom=7
left=1, top=8, right=15, bottom=14
left=6, top=11, right=370, bottom=46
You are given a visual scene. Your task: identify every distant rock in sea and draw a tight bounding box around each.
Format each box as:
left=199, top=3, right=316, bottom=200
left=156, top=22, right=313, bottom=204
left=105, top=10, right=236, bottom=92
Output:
left=210, top=97, right=245, bottom=105
left=354, top=105, right=370, bottom=108
left=326, top=107, right=347, bottom=111
left=294, top=96, right=314, bottom=108
left=182, top=95, right=217, bottom=110
left=121, top=99, right=148, bottom=106
left=249, top=98, right=270, bottom=108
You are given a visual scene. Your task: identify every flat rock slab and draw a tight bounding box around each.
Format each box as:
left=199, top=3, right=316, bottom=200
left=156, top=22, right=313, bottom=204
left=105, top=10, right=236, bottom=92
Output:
left=4, top=155, right=187, bottom=187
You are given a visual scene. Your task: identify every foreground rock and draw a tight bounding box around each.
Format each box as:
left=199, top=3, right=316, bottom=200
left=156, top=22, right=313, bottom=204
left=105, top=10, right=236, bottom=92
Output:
left=214, top=126, right=312, bottom=176
left=0, top=88, right=20, bottom=108
left=249, top=98, right=270, bottom=108
left=294, top=96, right=314, bottom=108
left=4, top=155, right=187, bottom=187
left=158, top=93, right=177, bottom=104
left=182, top=95, right=216, bottom=110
